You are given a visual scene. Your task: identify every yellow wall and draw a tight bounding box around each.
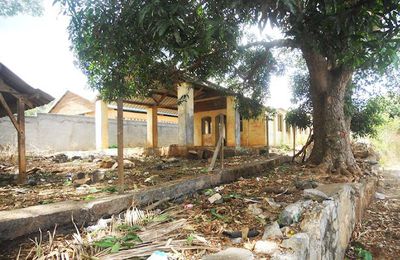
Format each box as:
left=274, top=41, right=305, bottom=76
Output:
left=240, top=115, right=267, bottom=147
left=194, top=109, right=226, bottom=146
left=194, top=108, right=267, bottom=147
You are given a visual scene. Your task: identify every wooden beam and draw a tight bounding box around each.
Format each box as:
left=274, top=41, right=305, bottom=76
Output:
left=0, top=93, right=20, bottom=133
left=117, top=98, right=124, bottom=194
left=151, top=90, right=177, bottom=99
left=194, top=87, right=205, bottom=98
left=0, top=79, right=34, bottom=108
left=156, top=92, right=168, bottom=104
left=123, top=99, right=177, bottom=110
left=17, top=98, right=26, bottom=184
left=194, top=96, right=223, bottom=103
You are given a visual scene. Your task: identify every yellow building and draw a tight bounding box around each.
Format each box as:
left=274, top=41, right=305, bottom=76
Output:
left=93, top=79, right=309, bottom=150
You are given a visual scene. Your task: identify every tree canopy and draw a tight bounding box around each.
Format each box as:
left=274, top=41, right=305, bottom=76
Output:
left=59, top=0, right=400, bottom=172
left=0, top=0, right=43, bottom=16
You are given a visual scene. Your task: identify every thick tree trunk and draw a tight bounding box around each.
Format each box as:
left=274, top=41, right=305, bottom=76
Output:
left=303, top=50, right=359, bottom=174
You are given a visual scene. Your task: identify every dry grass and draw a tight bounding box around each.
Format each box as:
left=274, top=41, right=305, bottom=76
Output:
left=19, top=207, right=211, bottom=260
left=372, top=119, right=400, bottom=167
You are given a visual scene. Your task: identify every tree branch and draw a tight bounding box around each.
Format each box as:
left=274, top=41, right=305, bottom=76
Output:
left=241, top=39, right=297, bottom=49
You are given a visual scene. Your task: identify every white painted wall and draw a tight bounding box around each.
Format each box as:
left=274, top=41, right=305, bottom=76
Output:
left=0, top=113, right=178, bottom=152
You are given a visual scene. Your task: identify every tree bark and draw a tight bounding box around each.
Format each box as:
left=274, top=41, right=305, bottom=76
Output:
left=302, top=49, right=359, bottom=174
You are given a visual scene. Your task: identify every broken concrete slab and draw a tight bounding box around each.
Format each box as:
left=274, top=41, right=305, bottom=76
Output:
left=0, top=156, right=290, bottom=242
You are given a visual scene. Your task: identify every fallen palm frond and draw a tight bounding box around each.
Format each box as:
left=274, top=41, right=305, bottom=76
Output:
left=100, top=239, right=218, bottom=259
left=24, top=207, right=210, bottom=259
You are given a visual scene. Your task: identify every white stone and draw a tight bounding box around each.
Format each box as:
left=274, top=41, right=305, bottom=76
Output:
left=208, top=193, right=222, bottom=204
left=202, top=247, right=254, bottom=260
left=248, top=203, right=263, bottom=215
left=375, top=192, right=386, bottom=200
left=281, top=233, right=309, bottom=259
left=254, top=240, right=280, bottom=255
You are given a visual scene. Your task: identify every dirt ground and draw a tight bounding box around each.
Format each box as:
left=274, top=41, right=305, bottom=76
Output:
left=0, top=149, right=275, bottom=211
left=4, top=161, right=370, bottom=259
left=346, top=167, right=400, bottom=260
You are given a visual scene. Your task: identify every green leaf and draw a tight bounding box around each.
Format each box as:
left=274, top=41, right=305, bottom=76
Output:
left=210, top=208, right=225, bottom=220
left=122, top=233, right=142, bottom=242
left=111, top=242, right=120, bottom=253
left=94, top=236, right=118, bottom=248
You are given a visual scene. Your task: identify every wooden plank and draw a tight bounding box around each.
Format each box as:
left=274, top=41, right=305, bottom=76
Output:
left=194, top=96, right=222, bottom=103
left=0, top=79, right=34, bottom=108
left=117, top=98, right=125, bottom=193
left=194, top=97, right=226, bottom=113
left=219, top=114, right=224, bottom=169
left=123, top=99, right=177, bottom=110
left=17, top=98, right=26, bottom=184
left=0, top=93, right=20, bottom=132
left=208, top=135, right=222, bottom=172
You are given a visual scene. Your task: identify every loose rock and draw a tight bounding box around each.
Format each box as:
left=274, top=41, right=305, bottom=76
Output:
left=248, top=203, right=263, bottom=215
left=262, top=221, right=283, bottom=240
left=91, top=169, right=106, bottom=183
left=202, top=247, right=254, bottom=260
left=375, top=192, right=386, bottom=200
left=73, top=177, right=91, bottom=187
left=278, top=200, right=311, bottom=226
left=294, top=179, right=318, bottom=190
left=254, top=240, right=280, bottom=255
left=99, top=157, right=115, bottom=168
left=52, top=153, right=68, bottom=163
left=303, top=189, right=331, bottom=202
left=208, top=193, right=222, bottom=204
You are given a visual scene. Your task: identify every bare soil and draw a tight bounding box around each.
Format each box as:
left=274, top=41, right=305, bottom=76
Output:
left=346, top=168, right=400, bottom=260
left=3, top=161, right=360, bottom=259
left=0, top=151, right=273, bottom=211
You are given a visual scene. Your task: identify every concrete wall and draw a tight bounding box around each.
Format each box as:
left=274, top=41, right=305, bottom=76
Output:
left=0, top=113, right=178, bottom=152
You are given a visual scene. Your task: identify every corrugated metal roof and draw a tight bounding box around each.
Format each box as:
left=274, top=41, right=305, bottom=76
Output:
left=0, top=63, right=54, bottom=117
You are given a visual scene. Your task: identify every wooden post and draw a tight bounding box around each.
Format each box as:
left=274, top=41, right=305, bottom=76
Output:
left=293, top=126, right=296, bottom=158
left=219, top=114, right=224, bottom=169
left=146, top=106, right=158, bottom=148
left=117, top=98, right=124, bottom=193
left=266, top=115, right=270, bottom=155
left=17, top=98, right=26, bottom=184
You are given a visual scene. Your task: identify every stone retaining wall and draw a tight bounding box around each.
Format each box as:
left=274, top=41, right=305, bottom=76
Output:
left=273, top=178, right=377, bottom=260
left=0, top=156, right=290, bottom=242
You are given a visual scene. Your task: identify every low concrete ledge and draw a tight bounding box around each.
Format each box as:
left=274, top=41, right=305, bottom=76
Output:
left=0, top=155, right=290, bottom=242
left=272, top=177, right=377, bottom=260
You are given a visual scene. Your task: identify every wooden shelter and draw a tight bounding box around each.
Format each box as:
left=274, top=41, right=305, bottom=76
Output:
left=0, top=63, right=54, bottom=183
left=95, top=78, right=272, bottom=153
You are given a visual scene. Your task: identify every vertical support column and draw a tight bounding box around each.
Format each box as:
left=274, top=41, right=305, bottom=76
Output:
left=226, top=96, right=240, bottom=147
left=146, top=106, right=158, bottom=148
left=95, top=99, right=109, bottom=150
left=117, top=98, right=124, bottom=193
left=235, top=108, right=241, bottom=148
left=273, top=114, right=278, bottom=147
left=177, top=83, right=194, bottom=146
left=17, top=98, right=26, bottom=184
left=282, top=114, right=287, bottom=145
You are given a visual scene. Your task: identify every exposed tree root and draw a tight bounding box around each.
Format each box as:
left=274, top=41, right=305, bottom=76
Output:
left=292, top=130, right=314, bottom=163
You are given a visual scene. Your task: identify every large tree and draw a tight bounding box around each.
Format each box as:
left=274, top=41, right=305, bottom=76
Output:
left=59, top=0, right=400, bottom=174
